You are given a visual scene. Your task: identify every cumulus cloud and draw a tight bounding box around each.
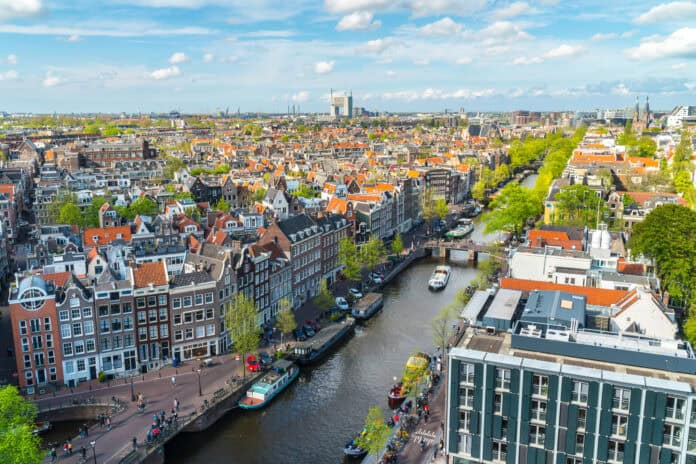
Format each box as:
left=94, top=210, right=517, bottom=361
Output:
left=634, top=1, right=696, bottom=24
left=455, top=57, right=472, bottom=64
left=357, top=37, right=401, bottom=54
left=336, top=11, right=381, bottom=31
left=543, top=44, right=585, bottom=58
left=203, top=53, right=214, bottom=62
left=66, top=34, right=81, bottom=42
left=292, top=91, right=310, bottom=103
left=418, top=17, right=461, bottom=36
left=7, top=54, right=18, bottom=65
left=0, top=0, right=44, bottom=21
left=626, top=28, right=696, bottom=59
left=168, top=52, right=189, bottom=64
left=612, top=83, right=631, bottom=95
left=324, top=0, right=488, bottom=17
left=490, top=1, right=534, bottom=19
left=672, top=62, right=688, bottom=69
left=314, top=60, right=335, bottom=74
left=0, top=70, right=18, bottom=81
left=42, top=71, right=62, bottom=87
left=591, top=32, right=617, bottom=41
left=478, top=21, right=532, bottom=45
left=381, top=87, right=498, bottom=101
left=148, top=65, right=181, bottom=80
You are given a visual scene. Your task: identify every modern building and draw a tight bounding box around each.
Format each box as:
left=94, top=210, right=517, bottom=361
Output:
left=330, top=94, right=353, bottom=118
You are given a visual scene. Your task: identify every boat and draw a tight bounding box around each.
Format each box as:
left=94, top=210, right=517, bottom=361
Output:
left=32, top=421, right=51, bottom=435
left=343, top=432, right=368, bottom=458
left=461, top=203, right=482, bottom=218
left=445, top=221, right=474, bottom=240
left=238, top=360, right=300, bottom=409
left=351, top=292, right=384, bottom=320
left=291, top=318, right=355, bottom=366
left=428, top=265, right=451, bottom=291
left=387, top=353, right=431, bottom=408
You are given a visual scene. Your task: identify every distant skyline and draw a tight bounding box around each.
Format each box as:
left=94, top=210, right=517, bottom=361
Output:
left=0, top=0, right=695, bottom=113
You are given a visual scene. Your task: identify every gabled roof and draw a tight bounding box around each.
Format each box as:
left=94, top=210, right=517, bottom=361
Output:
left=83, top=226, right=132, bottom=247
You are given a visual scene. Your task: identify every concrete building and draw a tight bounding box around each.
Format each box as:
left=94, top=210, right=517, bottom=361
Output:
left=330, top=94, right=353, bottom=118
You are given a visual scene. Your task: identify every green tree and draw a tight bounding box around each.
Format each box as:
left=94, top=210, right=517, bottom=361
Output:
left=627, top=204, right=696, bottom=306
left=82, top=196, right=109, bottom=228
left=174, top=191, right=193, bottom=201
left=163, top=156, right=185, bottom=179
left=483, top=183, right=542, bottom=238
left=391, top=233, right=404, bottom=256
left=253, top=188, right=267, bottom=203
left=432, top=304, right=459, bottom=356
left=275, top=298, right=296, bottom=346
left=0, top=385, right=42, bottom=464
left=471, top=180, right=486, bottom=202
left=435, top=198, right=449, bottom=220
left=292, top=184, right=318, bottom=199
left=213, top=164, right=231, bottom=174
left=553, top=184, right=606, bottom=227
left=633, top=136, right=657, bottom=158
left=225, top=293, right=261, bottom=378
left=129, top=197, right=159, bottom=217
left=360, top=236, right=385, bottom=272
left=421, top=187, right=437, bottom=223
left=339, top=237, right=362, bottom=283
left=355, top=407, right=391, bottom=455
left=312, top=279, right=335, bottom=310
left=58, top=202, right=83, bottom=226
left=48, top=190, right=78, bottom=224
left=214, top=198, right=230, bottom=212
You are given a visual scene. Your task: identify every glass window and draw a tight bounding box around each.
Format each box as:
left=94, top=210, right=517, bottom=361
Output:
left=206, top=324, right=215, bottom=336
left=529, top=425, right=546, bottom=447
left=173, top=298, right=181, bottom=309
left=608, top=440, right=625, bottom=463
left=572, top=381, right=589, bottom=404
left=123, top=317, right=133, bottom=330
left=124, top=334, right=135, bottom=348
left=175, top=330, right=183, bottom=341
left=496, top=368, right=511, bottom=391
left=43, top=317, right=52, bottom=331
left=61, top=324, right=71, bottom=338
left=45, top=334, right=53, bottom=348
left=111, top=304, right=121, bottom=315
left=159, top=308, right=168, bottom=321
left=195, top=294, right=203, bottom=306
left=138, top=327, right=147, bottom=341
left=148, top=310, right=157, bottom=322
left=71, top=308, right=81, bottom=319
left=185, top=328, right=193, bottom=340
left=111, top=318, right=122, bottom=332
left=99, top=320, right=109, bottom=334
left=86, top=339, right=96, bottom=352
left=205, top=292, right=213, bottom=304
left=122, top=302, right=132, bottom=314
left=59, top=310, right=69, bottom=322
left=158, top=295, right=167, bottom=306
left=74, top=341, right=84, bottom=354
left=160, top=324, right=168, bottom=338
left=72, top=322, right=82, bottom=337
left=149, top=326, right=158, bottom=340
left=136, top=298, right=145, bottom=309
left=63, top=342, right=73, bottom=356
left=147, top=296, right=156, bottom=307
left=184, top=312, right=193, bottom=323
left=612, top=388, right=631, bottom=411
left=460, top=363, right=475, bottom=384
left=99, top=305, right=109, bottom=317
left=196, top=326, right=205, bottom=338
left=183, top=296, right=192, bottom=307
left=82, top=307, right=92, bottom=318
left=532, top=374, right=549, bottom=397
left=137, top=311, right=146, bottom=324
left=612, top=414, right=628, bottom=438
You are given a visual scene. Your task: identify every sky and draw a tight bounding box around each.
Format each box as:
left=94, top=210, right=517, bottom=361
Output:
left=0, top=0, right=695, bottom=113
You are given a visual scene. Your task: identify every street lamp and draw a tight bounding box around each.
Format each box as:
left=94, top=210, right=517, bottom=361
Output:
left=196, top=369, right=202, bottom=397
left=90, top=441, right=97, bottom=464
left=130, top=375, right=135, bottom=402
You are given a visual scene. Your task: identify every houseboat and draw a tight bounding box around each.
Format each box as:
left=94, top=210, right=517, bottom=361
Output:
left=387, top=352, right=431, bottom=408
left=445, top=219, right=474, bottom=240
left=428, top=265, right=451, bottom=291
left=291, top=318, right=355, bottom=365
left=238, top=360, right=299, bottom=410
left=351, top=292, right=384, bottom=320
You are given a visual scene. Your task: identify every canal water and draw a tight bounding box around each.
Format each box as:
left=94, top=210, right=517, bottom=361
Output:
left=166, top=259, right=479, bottom=464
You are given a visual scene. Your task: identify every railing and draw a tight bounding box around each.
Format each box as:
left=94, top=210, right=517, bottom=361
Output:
left=663, top=434, right=682, bottom=448
left=459, top=396, right=474, bottom=409
left=665, top=407, right=685, bottom=421
left=530, top=410, right=547, bottom=423
left=611, top=399, right=629, bottom=411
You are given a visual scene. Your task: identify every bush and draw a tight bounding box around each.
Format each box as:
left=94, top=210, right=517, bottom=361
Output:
left=97, top=371, right=106, bottom=383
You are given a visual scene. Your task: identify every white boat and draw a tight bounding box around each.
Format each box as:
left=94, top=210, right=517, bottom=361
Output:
left=428, top=265, right=451, bottom=291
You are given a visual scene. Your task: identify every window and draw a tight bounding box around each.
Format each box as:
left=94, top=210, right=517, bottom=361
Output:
left=664, top=424, right=683, bottom=448
left=195, top=310, right=204, bottom=322
left=185, top=328, right=193, bottom=340
left=532, top=374, right=549, bottom=397
left=529, top=425, right=545, bottom=447
left=136, top=298, right=145, bottom=309
left=124, top=334, right=135, bottom=348
left=43, top=317, right=52, bottom=331
left=74, top=340, right=84, bottom=354
left=33, top=352, right=45, bottom=367
left=572, top=381, right=589, bottom=404
left=100, top=320, right=109, bottom=334
left=99, top=305, right=109, bottom=317
left=206, top=324, right=215, bottom=336
left=64, top=361, right=74, bottom=374
left=71, top=308, right=81, bottom=319
left=86, top=339, right=96, bottom=352
left=148, top=310, right=157, bottom=323
left=608, top=440, right=625, bottom=463
left=195, top=326, right=205, bottom=338
left=494, top=393, right=503, bottom=415
left=137, top=311, right=146, bottom=324
left=205, top=293, right=213, bottom=304
left=61, top=324, right=71, bottom=339
left=77, top=359, right=86, bottom=372
left=122, top=303, right=132, bottom=314
left=32, top=335, right=43, bottom=350
left=184, top=312, right=193, bottom=323
left=83, top=320, right=94, bottom=335
left=21, top=338, right=29, bottom=353
left=149, top=326, right=158, bottom=340
left=147, top=296, right=156, bottom=307
left=63, top=342, right=73, bottom=356
left=160, top=324, right=169, bottom=339
left=111, top=304, right=121, bottom=315
left=578, top=407, right=587, bottom=430
left=101, top=337, right=111, bottom=351
left=45, top=334, right=53, bottom=348
left=112, top=336, right=122, bottom=350
left=138, top=327, right=147, bottom=341
left=492, top=442, right=507, bottom=462
left=666, top=396, right=686, bottom=421
left=206, top=308, right=214, bottom=320
left=612, top=414, right=628, bottom=438
left=575, top=434, right=585, bottom=455
left=72, top=322, right=82, bottom=337
left=459, top=434, right=472, bottom=456
left=496, top=368, right=511, bottom=391
left=183, top=296, right=192, bottom=307
left=195, top=294, right=203, bottom=306
left=174, top=330, right=183, bottom=341
left=531, top=399, right=547, bottom=423
left=458, top=410, right=470, bottom=432
left=111, top=318, right=122, bottom=332
left=460, top=363, right=475, bottom=385
left=123, top=317, right=133, bottom=330
left=30, top=319, right=40, bottom=333
left=82, top=307, right=93, bottom=318
left=159, top=308, right=168, bottom=321
left=459, top=387, right=474, bottom=409
left=23, top=354, right=31, bottom=369
left=59, top=310, right=69, bottom=322
left=158, top=295, right=167, bottom=306
left=612, top=387, right=631, bottom=411
left=173, top=298, right=181, bottom=309
left=174, top=314, right=181, bottom=325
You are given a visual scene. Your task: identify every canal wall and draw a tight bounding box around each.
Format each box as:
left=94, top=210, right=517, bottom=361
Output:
left=38, top=403, right=115, bottom=422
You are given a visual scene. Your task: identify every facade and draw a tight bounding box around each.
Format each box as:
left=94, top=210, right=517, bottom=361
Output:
left=94, top=278, right=137, bottom=378
left=235, top=245, right=271, bottom=324
left=131, top=261, right=170, bottom=371
left=316, top=213, right=350, bottom=286
left=78, top=139, right=157, bottom=168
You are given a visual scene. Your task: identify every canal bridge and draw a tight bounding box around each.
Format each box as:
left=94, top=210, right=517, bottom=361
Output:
left=422, top=239, right=491, bottom=262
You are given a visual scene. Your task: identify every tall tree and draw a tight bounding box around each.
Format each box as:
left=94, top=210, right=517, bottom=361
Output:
left=47, top=190, right=78, bottom=224
left=225, top=293, right=261, bottom=378
left=312, top=279, right=335, bottom=310
left=553, top=184, right=606, bottom=227
left=483, top=183, right=542, bottom=237
left=355, top=406, right=391, bottom=455
left=421, top=187, right=437, bottom=223
left=128, top=197, right=159, bottom=218
left=435, top=198, right=449, bottom=220
left=338, top=237, right=362, bottom=283
left=213, top=198, right=230, bottom=212
left=391, top=233, right=404, bottom=256
left=58, top=202, right=83, bottom=227
left=360, top=236, right=385, bottom=272
left=432, top=304, right=459, bottom=355
left=83, top=196, right=109, bottom=228
left=275, top=298, right=296, bottom=346
left=0, top=385, right=42, bottom=464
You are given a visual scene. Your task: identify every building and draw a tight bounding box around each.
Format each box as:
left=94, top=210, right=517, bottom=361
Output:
left=330, top=94, right=353, bottom=118
left=316, top=213, right=351, bottom=286
left=130, top=261, right=170, bottom=372
left=78, top=139, right=157, bottom=168
left=446, top=322, right=696, bottom=464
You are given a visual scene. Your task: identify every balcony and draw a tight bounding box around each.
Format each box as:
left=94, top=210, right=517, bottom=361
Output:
left=664, top=434, right=682, bottom=448
left=531, top=410, right=547, bottom=423
left=608, top=452, right=624, bottom=463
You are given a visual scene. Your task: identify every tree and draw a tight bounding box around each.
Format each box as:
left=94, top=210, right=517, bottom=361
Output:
left=58, top=202, right=83, bottom=226
left=471, top=180, right=486, bottom=202
left=421, top=187, right=438, bottom=224
left=185, top=207, right=201, bottom=222
left=483, top=183, right=542, bottom=237
left=0, top=385, right=42, bottom=464
left=253, top=188, right=267, bottom=203
left=313, top=279, right=334, bottom=310
left=129, top=197, right=159, bottom=218
left=292, top=184, right=317, bottom=199
left=435, top=198, right=449, bottom=220
left=48, top=190, right=78, bottom=224
left=225, top=293, right=261, bottom=378
left=338, top=237, right=362, bottom=283
left=174, top=191, right=193, bottom=201
left=214, top=198, right=230, bottom=212
left=553, top=184, right=606, bottom=227
left=360, top=236, right=385, bottom=272
left=432, top=304, right=458, bottom=356
left=627, top=204, right=696, bottom=306
left=83, top=196, right=108, bottom=228
left=355, top=406, right=391, bottom=455
left=163, top=156, right=185, bottom=179
left=391, top=233, right=404, bottom=256
left=275, top=298, right=296, bottom=346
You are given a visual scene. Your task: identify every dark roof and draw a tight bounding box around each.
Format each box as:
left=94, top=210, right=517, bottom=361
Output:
left=275, top=214, right=319, bottom=243
left=539, top=225, right=585, bottom=241
left=170, top=271, right=213, bottom=287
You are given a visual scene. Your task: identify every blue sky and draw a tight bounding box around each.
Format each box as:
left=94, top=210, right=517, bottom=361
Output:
left=0, top=0, right=695, bottom=113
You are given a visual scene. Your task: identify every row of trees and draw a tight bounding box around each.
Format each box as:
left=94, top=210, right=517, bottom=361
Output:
left=671, top=131, right=696, bottom=207
left=48, top=193, right=162, bottom=227
left=338, top=236, right=388, bottom=283
left=421, top=187, right=449, bottom=224
left=190, top=164, right=231, bottom=176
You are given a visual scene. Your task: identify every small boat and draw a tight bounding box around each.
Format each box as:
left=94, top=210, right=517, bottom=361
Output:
left=388, top=382, right=407, bottom=409
left=445, top=222, right=474, bottom=240
left=461, top=203, right=482, bottom=218
left=388, top=353, right=431, bottom=408
left=238, top=360, right=299, bottom=410
left=428, top=265, right=451, bottom=291
left=343, top=433, right=368, bottom=458
left=351, top=292, right=384, bottom=320
left=32, top=421, right=51, bottom=435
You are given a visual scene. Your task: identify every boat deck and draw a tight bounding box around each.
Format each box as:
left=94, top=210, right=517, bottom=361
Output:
left=239, top=396, right=264, bottom=406
left=294, top=319, right=353, bottom=352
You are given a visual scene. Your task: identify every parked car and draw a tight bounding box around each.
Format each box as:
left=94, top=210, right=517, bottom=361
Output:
left=369, top=273, right=383, bottom=284
left=305, top=319, right=321, bottom=332
left=245, top=355, right=261, bottom=372
left=303, top=325, right=316, bottom=338
left=258, top=352, right=273, bottom=366
left=294, top=329, right=307, bottom=342
left=348, top=288, right=363, bottom=299
left=335, top=296, right=350, bottom=310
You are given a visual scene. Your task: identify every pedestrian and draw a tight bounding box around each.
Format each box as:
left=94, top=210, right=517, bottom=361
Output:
left=106, top=416, right=111, bottom=431
left=63, top=442, right=68, bottom=456
left=81, top=446, right=87, bottom=460
left=171, top=376, right=176, bottom=388
left=132, top=437, right=137, bottom=450
left=68, top=441, right=73, bottom=455
left=160, top=410, right=165, bottom=423
left=49, top=446, right=56, bottom=463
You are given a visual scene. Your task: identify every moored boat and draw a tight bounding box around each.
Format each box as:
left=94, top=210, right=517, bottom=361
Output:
left=445, top=222, right=474, bottom=240
left=387, top=352, right=431, bottom=408
left=343, top=432, right=368, bottom=458
left=428, top=265, right=451, bottom=291
left=32, top=421, right=51, bottom=435
left=351, top=292, right=384, bottom=320
left=387, top=382, right=407, bottom=409
left=238, top=360, right=299, bottom=410
left=291, top=318, right=355, bottom=365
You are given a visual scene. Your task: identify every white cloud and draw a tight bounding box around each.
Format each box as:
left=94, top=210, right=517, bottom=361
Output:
left=0, top=24, right=211, bottom=37
left=66, top=34, right=81, bottom=42
left=455, top=57, right=472, bottom=64
left=6, top=54, right=18, bottom=65
left=418, top=17, right=461, bottom=36
left=148, top=65, right=181, bottom=80
left=324, top=0, right=488, bottom=17
left=0, top=0, right=44, bottom=21
left=218, top=55, right=239, bottom=63
left=622, top=30, right=638, bottom=38
left=413, top=58, right=430, bottom=65
left=314, top=60, right=335, bottom=74
left=672, top=62, right=688, bottom=69
left=203, top=53, right=214, bottom=63
left=357, top=37, right=401, bottom=54
left=386, top=70, right=396, bottom=77
left=292, top=91, right=310, bottom=103
left=238, top=29, right=295, bottom=38
left=591, top=32, right=617, bottom=41
left=491, top=1, right=534, bottom=19
left=478, top=21, right=532, bottom=44
left=513, top=56, right=543, bottom=65
left=626, top=28, right=696, bottom=60
left=0, top=70, right=18, bottom=81
left=612, top=83, right=631, bottom=95
left=634, top=1, right=696, bottom=24
left=381, top=87, right=498, bottom=101
left=336, top=11, right=381, bottom=31
left=168, top=52, right=189, bottom=64
left=42, top=72, right=62, bottom=87
left=543, top=44, right=585, bottom=59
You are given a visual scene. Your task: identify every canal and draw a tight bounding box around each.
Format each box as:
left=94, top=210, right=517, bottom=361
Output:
left=166, top=259, right=479, bottom=464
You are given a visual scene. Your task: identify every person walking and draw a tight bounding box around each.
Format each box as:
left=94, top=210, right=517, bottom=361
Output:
left=171, top=376, right=176, bottom=388
left=132, top=437, right=137, bottom=450
left=68, top=440, right=73, bottom=456
left=81, top=446, right=87, bottom=460
left=106, top=416, right=111, bottom=431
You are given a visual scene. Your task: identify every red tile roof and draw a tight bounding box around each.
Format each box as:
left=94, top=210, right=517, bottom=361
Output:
left=83, top=226, right=132, bottom=247
left=132, top=262, right=168, bottom=288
